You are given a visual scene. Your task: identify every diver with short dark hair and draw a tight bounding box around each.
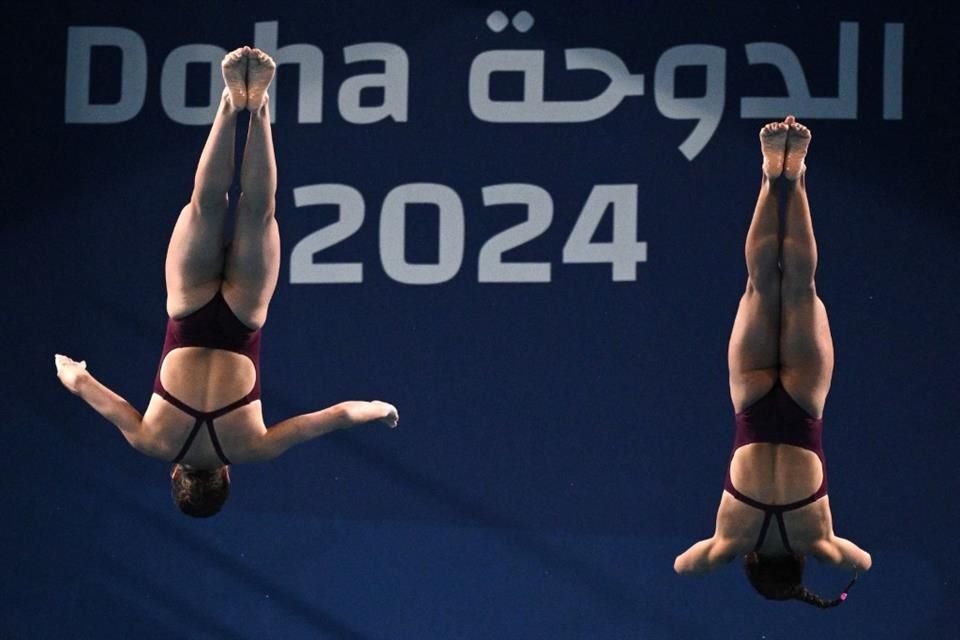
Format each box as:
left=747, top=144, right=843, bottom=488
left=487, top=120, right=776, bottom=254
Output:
left=55, top=46, right=398, bottom=518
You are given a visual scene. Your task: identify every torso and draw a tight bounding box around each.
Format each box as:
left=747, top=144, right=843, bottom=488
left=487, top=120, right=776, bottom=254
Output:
left=719, top=442, right=832, bottom=554
left=141, top=347, right=267, bottom=465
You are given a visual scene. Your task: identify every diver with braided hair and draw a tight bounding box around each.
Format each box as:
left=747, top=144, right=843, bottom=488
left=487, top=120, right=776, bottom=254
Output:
left=674, top=117, right=871, bottom=607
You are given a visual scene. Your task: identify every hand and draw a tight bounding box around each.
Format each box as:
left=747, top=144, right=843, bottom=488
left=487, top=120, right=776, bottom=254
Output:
left=55, top=354, right=88, bottom=394
left=372, top=400, right=399, bottom=429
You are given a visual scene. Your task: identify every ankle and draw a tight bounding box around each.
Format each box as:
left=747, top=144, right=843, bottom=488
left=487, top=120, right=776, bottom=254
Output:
left=248, top=92, right=270, bottom=117
left=220, top=89, right=244, bottom=115
left=781, top=170, right=806, bottom=188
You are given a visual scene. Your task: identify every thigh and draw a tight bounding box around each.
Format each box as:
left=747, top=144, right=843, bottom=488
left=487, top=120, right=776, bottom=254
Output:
left=779, top=292, right=834, bottom=417
left=165, top=203, right=227, bottom=317
left=728, top=281, right=781, bottom=412
left=221, top=197, right=280, bottom=329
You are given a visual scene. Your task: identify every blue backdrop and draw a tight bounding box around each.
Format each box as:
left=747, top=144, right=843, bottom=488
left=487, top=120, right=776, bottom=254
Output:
left=4, top=1, right=958, bottom=638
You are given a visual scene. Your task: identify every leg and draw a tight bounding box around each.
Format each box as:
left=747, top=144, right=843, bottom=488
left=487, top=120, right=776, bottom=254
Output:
left=778, top=121, right=834, bottom=417
left=728, top=121, right=789, bottom=411
left=222, top=49, right=279, bottom=329
left=165, top=49, right=248, bottom=317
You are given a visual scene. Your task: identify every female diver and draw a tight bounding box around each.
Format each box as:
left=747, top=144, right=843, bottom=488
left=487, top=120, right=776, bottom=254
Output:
left=674, top=117, right=871, bottom=607
left=55, top=47, right=398, bottom=517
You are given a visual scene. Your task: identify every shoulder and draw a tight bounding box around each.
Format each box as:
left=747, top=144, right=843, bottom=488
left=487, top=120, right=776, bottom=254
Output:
left=126, top=427, right=173, bottom=461
left=674, top=535, right=742, bottom=575
left=229, top=430, right=280, bottom=463
left=807, top=532, right=872, bottom=571
left=132, top=409, right=177, bottom=460
left=715, top=491, right=763, bottom=540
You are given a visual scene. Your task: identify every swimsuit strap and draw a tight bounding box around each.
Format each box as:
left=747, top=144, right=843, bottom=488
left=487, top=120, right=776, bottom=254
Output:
left=170, top=417, right=233, bottom=465
left=727, top=483, right=771, bottom=511
left=753, top=510, right=796, bottom=555
left=171, top=418, right=205, bottom=464
left=204, top=418, right=232, bottom=465
left=753, top=512, right=773, bottom=552
left=166, top=394, right=250, bottom=465
left=158, top=388, right=201, bottom=418
left=774, top=512, right=795, bottom=555
left=727, top=469, right=825, bottom=514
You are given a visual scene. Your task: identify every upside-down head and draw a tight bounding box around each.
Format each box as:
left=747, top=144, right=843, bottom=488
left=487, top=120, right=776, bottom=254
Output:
left=170, top=464, right=231, bottom=518
left=743, top=552, right=848, bottom=608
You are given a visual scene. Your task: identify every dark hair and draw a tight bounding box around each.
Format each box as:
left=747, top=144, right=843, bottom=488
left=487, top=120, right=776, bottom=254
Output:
left=171, top=465, right=230, bottom=518
left=743, top=553, right=854, bottom=609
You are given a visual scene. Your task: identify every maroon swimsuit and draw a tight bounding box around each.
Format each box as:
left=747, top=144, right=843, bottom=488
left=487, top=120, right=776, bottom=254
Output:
left=725, top=380, right=828, bottom=553
left=154, top=290, right=262, bottom=465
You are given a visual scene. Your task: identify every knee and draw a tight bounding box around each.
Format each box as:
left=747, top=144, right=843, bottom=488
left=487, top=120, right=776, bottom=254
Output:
left=188, top=195, right=228, bottom=217
left=238, top=194, right=276, bottom=221
left=781, top=267, right=817, bottom=304
left=746, top=242, right=780, bottom=294
left=781, top=239, right=817, bottom=274
left=780, top=279, right=817, bottom=303
left=746, top=270, right=780, bottom=298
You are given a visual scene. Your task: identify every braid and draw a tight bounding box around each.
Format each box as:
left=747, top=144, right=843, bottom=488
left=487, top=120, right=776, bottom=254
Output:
left=790, top=574, right=859, bottom=609
left=791, top=585, right=842, bottom=608
left=744, top=553, right=860, bottom=608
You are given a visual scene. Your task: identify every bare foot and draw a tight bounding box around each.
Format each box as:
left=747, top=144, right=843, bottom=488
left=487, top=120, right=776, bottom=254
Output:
left=245, top=48, right=276, bottom=112
left=221, top=47, right=249, bottom=111
left=759, top=120, right=789, bottom=179
left=783, top=115, right=811, bottom=181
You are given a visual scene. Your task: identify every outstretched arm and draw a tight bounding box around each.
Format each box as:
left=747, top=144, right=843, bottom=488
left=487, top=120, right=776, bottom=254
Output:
left=674, top=537, right=737, bottom=575
left=54, top=354, right=145, bottom=448
left=247, top=400, right=398, bottom=462
left=811, top=535, right=873, bottom=572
